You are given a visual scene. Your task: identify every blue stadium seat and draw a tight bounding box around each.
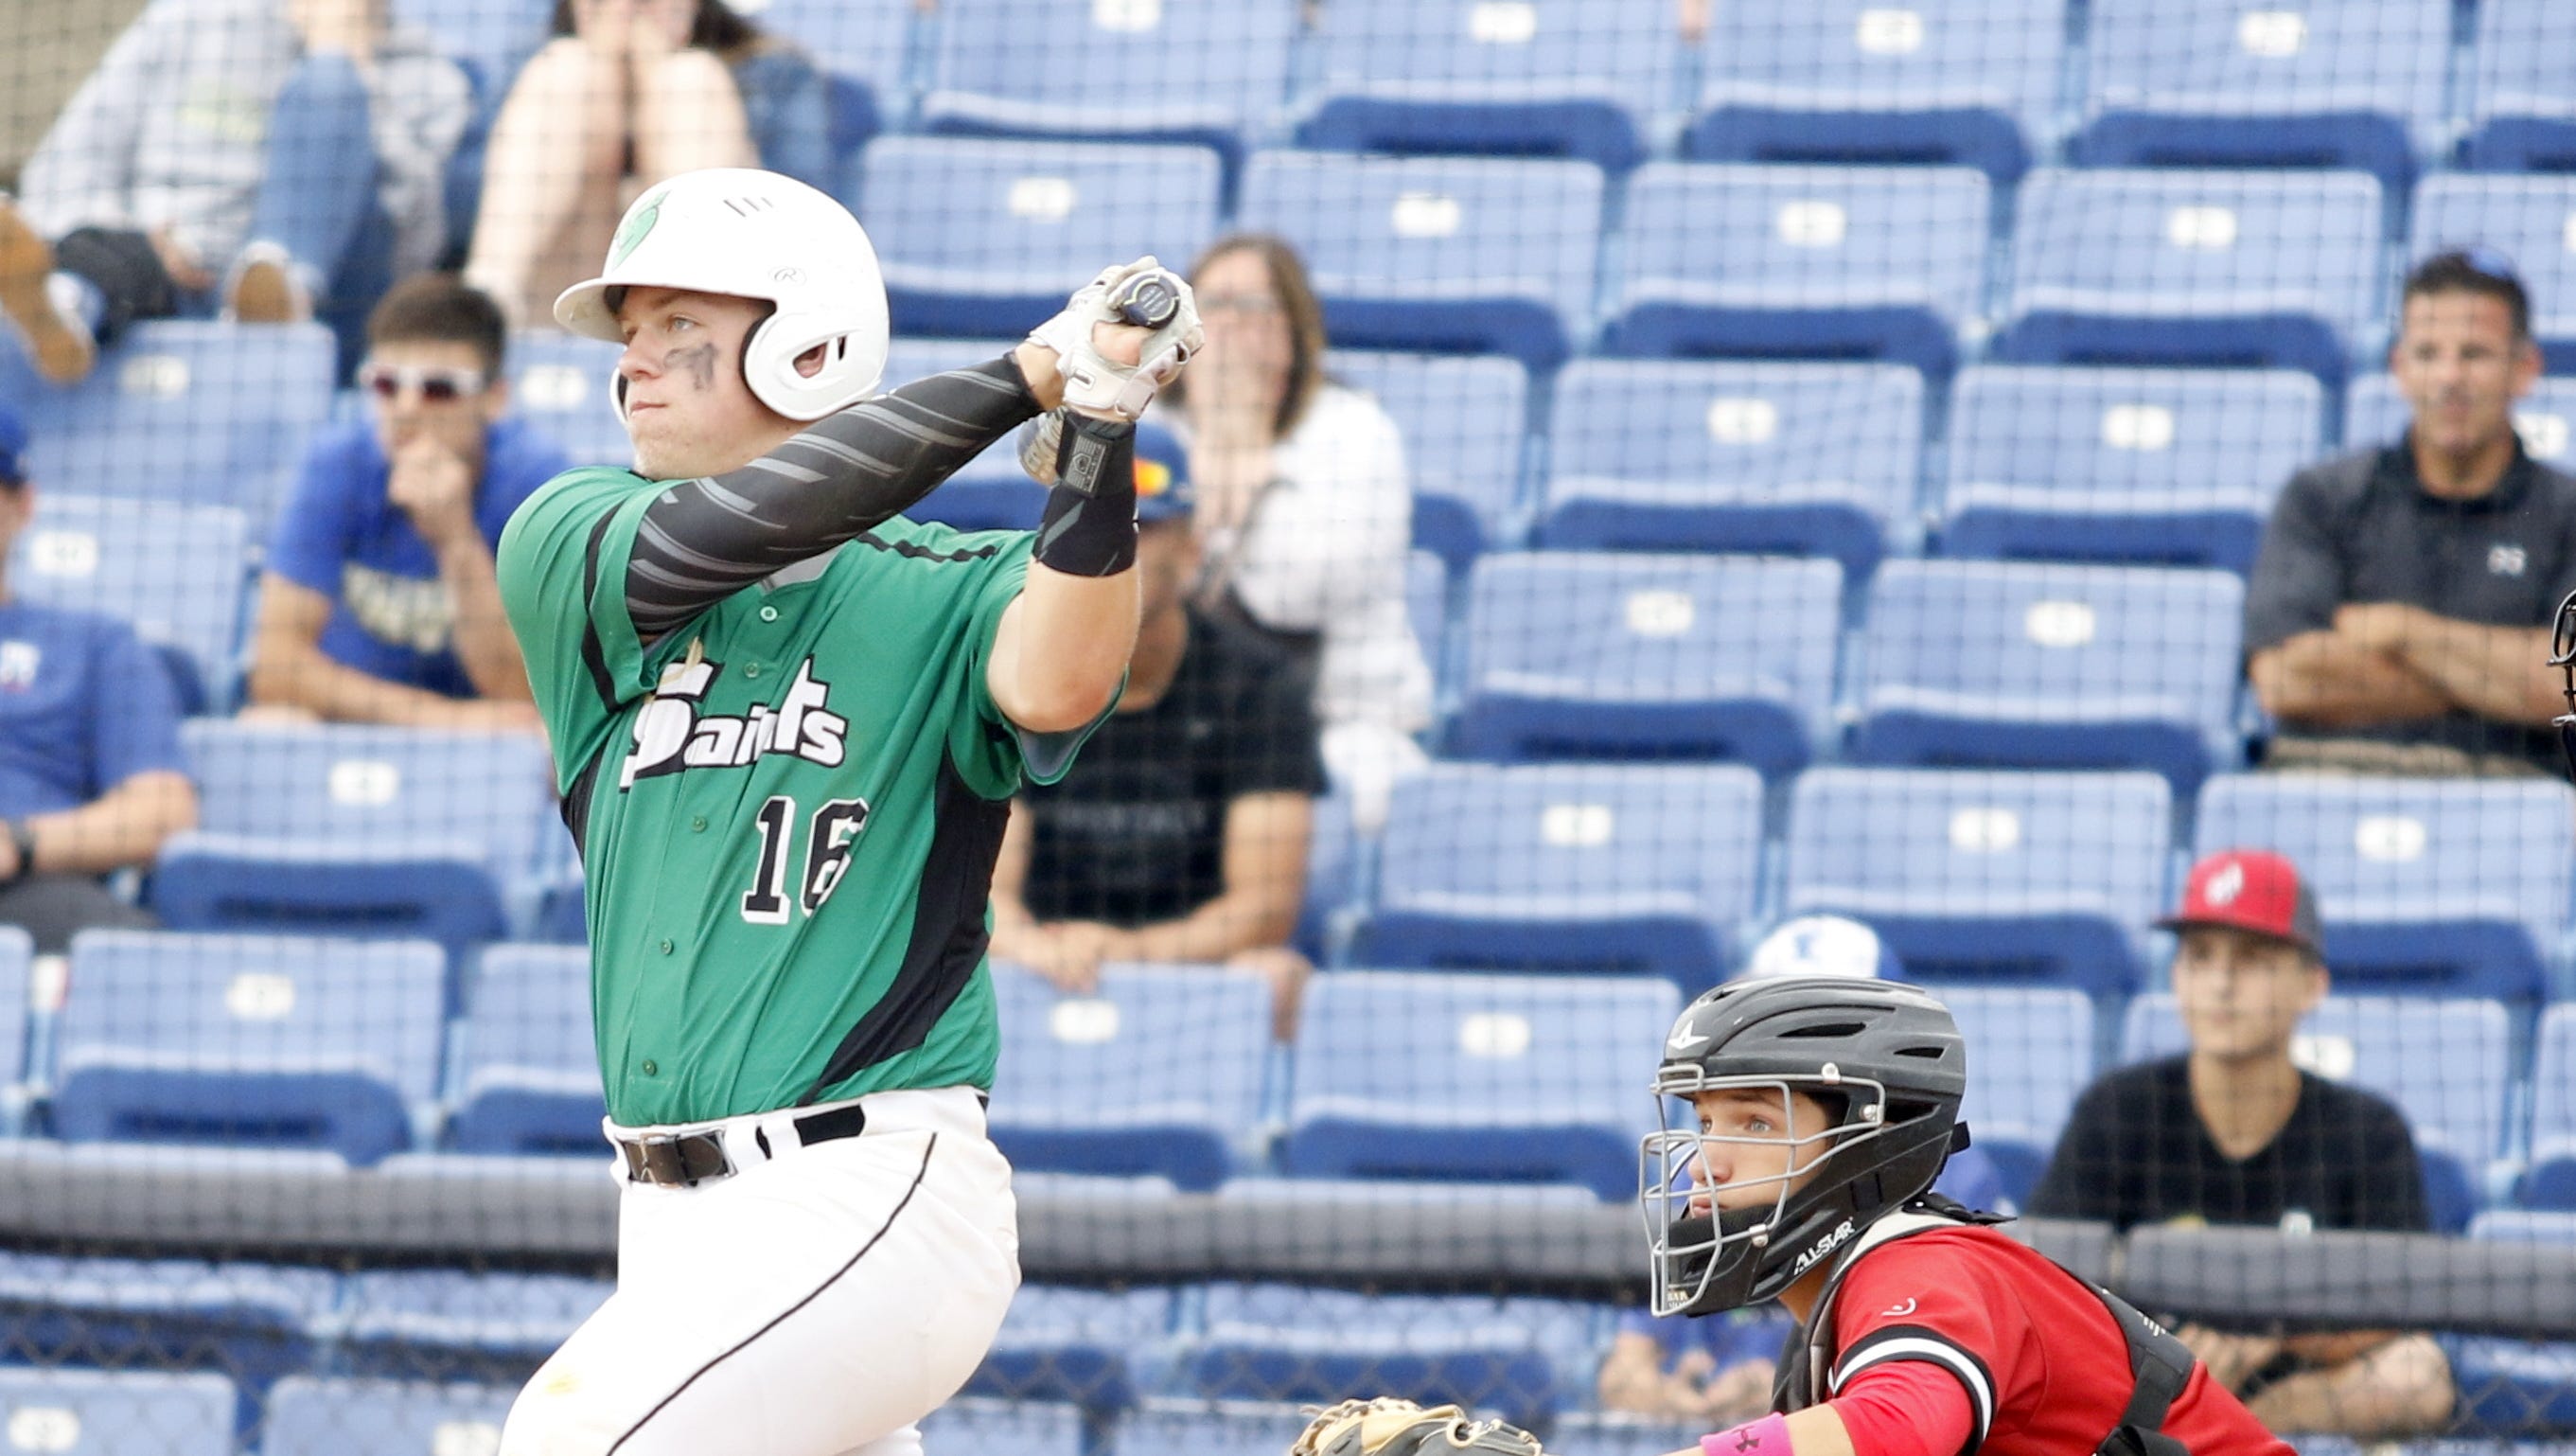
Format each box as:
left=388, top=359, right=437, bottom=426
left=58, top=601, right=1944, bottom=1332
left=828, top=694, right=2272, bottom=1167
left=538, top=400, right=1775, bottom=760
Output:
left=0, top=1367, right=234, bottom=1456
left=151, top=721, right=559, bottom=957
left=262, top=1376, right=516, bottom=1456
left=2445, top=1338, right=2576, bottom=1437
left=2073, top=0, right=2449, bottom=196
left=386, top=0, right=550, bottom=98
left=1686, top=0, right=2063, bottom=185
left=1111, top=1400, right=1317, bottom=1456
left=919, top=0, right=1299, bottom=181
left=0, top=1252, right=335, bottom=1397
left=742, top=0, right=915, bottom=159
left=1405, top=550, right=1450, bottom=703
left=967, top=1286, right=1172, bottom=1414
left=1239, top=152, right=1603, bottom=372
left=1297, top=788, right=1361, bottom=965
left=1279, top=970, right=1681, bottom=1199
left=923, top=1398, right=1086, bottom=1456
left=0, top=927, right=27, bottom=1131
left=881, top=338, right=1044, bottom=533
left=1939, top=365, right=2323, bottom=574
left=504, top=331, right=627, bottom=471
left=1782, top=769, right=2174, bottom=997
left=1994, top=169, right=2384, bottom=382
left=1328, top=351, right=1529, bottom=569
left=2471, top=1210, right=2576, bottom=1243
left=2408, top=176, right=2576, bottom=368
left=1936, top=986, right=2095, bottom=1210
left=1605, top=164, right=1988, bottom=376
left=987, top=963, right=1271, bottom=1191
left=340, top=1269, right=609, bottom=1382
left=859, top=136, right=1224, bottom=339
left=2124, top=994, right=2509, bottom=1233
left=1351, top=763, right=1765, bottom=984
left=2463, top=0, right=2576, bottom=173
left=1182, top=1284, right=1597, bottom=1425
left=2527, top=1006, right=2576, bottom=1210
left=1537, top=360, right=1923, bottom=577
left=49, top=931, right=445, bottom=1165
left=2346, top=375, right=2576, bottom=469
left=1296, top=0, right=1679, bottom=172
left=2193, top=776, right=2576, bottom=1003
left=1852, top=560, right=2247, bottom=795
left=1451, top=553, right=1842, bottom=779
left=8, top=493, right=251, bottom=712
left=446, top=945, right=602, bottom=1158
left=9, top=322, right=337, bottom=520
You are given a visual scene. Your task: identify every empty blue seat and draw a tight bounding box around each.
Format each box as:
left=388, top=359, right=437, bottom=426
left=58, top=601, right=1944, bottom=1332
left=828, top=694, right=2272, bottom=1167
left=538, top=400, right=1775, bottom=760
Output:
left=1452, top=553, right=1842, bottom=779
left=1183, top=1283, right=1597, bottom=1425
left=9, top=493, right=251, bottom=712
left=1539, top=360, right=1923, bottom=577
left=1279, top=970, right=1680, bottom=1199
left=2074, top=0, right=2448, bottom=196
left=10, top=322, right=337, bottom=520
left=447, top=945, right=601, bottom=1158
left=2409, top=176, right=2576, bottom=367
left=1687, top=0, right=2063, bottom=185
left=0, top=1252, right=336, bottom=1394
left=2527, top=1006, right=2576, bottom=1210
left=967, top=1286, right=1172, bottom=1413
left=1111, top=1399, right=1317, bottom=1456
left=923, top=1398, right=1085, bottom=1456
left=742, top=0, right=914, bottom=158
left=2470, top=1210, right=2576, bottom=1243
left=341, top=1269, right=610, bottom=1382
left=1940, top=365, right=2323, bottom=574
left=1239, top=151, right=1603, bottom=372
left=0, top=1367, right=234, bottom=1456
left=1995, top=169, right=2384, bottom=382
left=1405, top=550, right=1450, bottom=702
left=2346, top=375, right=2576, bottom=468
left=2445, top=1337, right=2576, bottom=1437
left=504, top=331, right=628, bottom=471
left=920, top=0, right=1299, bottom=179
left=2463, top=0, right=2576, bottom=173
left=859, top=136, right=1224, bottom=339
left=880, top=338, right=1044, bottom=532
left=1606, top=163, right=1988, bottom=375
left=2194, top=775, right=2576, bottom=1002
left=152, top=721, right=558, bottom=956
left=1328, top=350, right=1529, bottom=568
left=1936, top=986, right=2095, bottom=1209
left=0, top=926, right=27, bottom=1128
left=1297, top=0, right=1678, bottom=172
left=2125, top=994, right=2509, bottom=1233
left=987, top=964, right=1271, bottom=1191
left=1783, top=769, right=2174, bottom=996
left=262, top=1376, right=516, bottom=1456
left=50, top=931, right=445, bottom=1165
left=1352, top=762, right=1764, bottom=984
left=1853, top=560, right=2247, bottom=795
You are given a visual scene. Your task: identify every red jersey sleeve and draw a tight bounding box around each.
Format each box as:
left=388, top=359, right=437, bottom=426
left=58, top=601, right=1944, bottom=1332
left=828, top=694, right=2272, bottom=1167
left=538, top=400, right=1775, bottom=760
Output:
left=1830, top=1358, right=1979, bottom=1456
left=1825, top=1235, right=2017, bottom=1453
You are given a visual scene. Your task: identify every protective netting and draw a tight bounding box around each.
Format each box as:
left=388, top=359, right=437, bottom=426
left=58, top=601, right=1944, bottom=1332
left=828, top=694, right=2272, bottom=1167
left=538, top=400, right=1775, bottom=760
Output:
left=2, top=1, right=2575, bottom=1452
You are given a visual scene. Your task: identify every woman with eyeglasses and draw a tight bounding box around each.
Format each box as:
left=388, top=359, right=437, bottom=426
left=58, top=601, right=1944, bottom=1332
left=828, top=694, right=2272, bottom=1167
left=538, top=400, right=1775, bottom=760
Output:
left=463, top=0, right=832, bottom=331
left=1168, top=234, right=1435, bottom=833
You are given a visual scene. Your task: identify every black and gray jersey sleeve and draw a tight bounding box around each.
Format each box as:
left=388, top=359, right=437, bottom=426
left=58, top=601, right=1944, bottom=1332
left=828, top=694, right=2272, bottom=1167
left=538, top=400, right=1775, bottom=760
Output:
left=624, top=355, right=1040, bottom=636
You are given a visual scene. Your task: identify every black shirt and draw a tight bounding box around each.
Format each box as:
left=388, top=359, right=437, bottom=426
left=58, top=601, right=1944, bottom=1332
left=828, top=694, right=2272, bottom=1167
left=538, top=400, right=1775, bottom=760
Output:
left=1018, top=606, right=1326, bottom=927
left=2026, top=1056, right=2430, bottom=1234
left=2243, top=435, right=2576, bottom=776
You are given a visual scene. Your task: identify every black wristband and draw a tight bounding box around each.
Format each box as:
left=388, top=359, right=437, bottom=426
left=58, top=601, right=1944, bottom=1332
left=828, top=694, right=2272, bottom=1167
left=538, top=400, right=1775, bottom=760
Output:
left=2, top=820, right=33, bottom=886
left=1032, top=415, right=1139, bottom=577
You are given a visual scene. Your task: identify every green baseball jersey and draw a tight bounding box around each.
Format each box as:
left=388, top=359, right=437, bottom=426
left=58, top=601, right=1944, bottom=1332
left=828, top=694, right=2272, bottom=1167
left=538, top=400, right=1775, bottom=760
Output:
left=498, top=465, right=1086, bottom=1127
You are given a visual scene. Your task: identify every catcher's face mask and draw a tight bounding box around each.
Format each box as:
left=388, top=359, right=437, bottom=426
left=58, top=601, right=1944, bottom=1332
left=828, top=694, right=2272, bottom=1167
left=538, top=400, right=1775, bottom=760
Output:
left=1638, top=1074, right=1885, bottom=1316
left=2552, top=588, right=2576, bottom=778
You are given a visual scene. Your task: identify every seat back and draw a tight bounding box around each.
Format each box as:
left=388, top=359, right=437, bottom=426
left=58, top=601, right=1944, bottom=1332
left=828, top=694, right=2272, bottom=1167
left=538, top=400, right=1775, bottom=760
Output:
left=505, top=331, right=629, bottom=471
left=1947, top=365, right=2321, bottom=517
left=0, top=1367, right=235, bottom=1456
left=1329, top=350, right=1529, bottom=561
left=1696, top=0, right=2064, bottom=164
left=450, top=944, right=600, bottom=1156
left=9, top=494, right=251, bottom=711
left=925, top=0, right=1299, bottom=136
left=262, top=1375, right=516, bottom=1456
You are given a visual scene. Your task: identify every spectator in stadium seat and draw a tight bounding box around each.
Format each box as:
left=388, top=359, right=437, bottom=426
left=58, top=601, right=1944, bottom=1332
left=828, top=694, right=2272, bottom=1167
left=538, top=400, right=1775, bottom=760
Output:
left=1168, top=234, right=1433, bottom=835
left=0, top=404, right=198, bottom=953
left=462, top=0, right=833, bottom=330
left=988, top=425, right=1324, bottom=1039
left=0, top=0, right=470, bottom=382
left=2248, top=249, right=2576, bottom=779
left=245, top=275, right=562, bottom=729
left=2028, top=849, right=2454, bottom=1439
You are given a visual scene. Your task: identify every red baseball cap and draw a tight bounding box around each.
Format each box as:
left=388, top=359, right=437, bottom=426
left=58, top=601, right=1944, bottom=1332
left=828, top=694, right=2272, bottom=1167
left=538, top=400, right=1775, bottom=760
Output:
left=2158, top=849, right=2323, bottom=956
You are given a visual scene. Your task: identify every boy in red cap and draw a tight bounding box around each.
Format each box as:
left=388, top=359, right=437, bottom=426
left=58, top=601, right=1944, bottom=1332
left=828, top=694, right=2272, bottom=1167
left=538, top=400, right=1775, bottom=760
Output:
left=2029, top=850, right=2454, bottom=1438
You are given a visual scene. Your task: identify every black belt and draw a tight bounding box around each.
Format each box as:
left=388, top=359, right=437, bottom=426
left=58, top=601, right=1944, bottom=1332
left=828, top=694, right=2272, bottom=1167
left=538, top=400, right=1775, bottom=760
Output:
left=615, top=1102, right=872, bottom=1188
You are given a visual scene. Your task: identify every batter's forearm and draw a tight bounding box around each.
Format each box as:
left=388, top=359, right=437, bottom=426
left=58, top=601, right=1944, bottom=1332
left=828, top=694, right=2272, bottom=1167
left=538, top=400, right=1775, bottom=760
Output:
left=989, top=567, right=1138, bottom=734
left=626, top=356, right=1042, bottom=635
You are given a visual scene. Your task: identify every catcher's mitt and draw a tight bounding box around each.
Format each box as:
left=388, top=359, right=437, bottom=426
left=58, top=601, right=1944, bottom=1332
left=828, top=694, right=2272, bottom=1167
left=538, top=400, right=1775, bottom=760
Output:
left=1287, top=1399, right=1545, bottom=1456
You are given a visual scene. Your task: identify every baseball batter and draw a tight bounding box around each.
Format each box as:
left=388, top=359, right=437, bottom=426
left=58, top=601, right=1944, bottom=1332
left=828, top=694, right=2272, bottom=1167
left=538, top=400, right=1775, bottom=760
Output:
left=491, top=167, right=1198, bottom=1456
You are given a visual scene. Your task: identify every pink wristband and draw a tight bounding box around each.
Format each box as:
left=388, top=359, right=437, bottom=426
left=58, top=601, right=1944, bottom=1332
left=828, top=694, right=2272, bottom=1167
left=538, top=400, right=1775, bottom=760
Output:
left=1703, top=1413, right=1791, bottom=1456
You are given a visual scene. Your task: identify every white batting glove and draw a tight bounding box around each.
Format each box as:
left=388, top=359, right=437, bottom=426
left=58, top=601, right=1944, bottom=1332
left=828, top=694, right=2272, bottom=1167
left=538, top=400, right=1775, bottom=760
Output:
left=1026, top=257, right=1203, bottom=422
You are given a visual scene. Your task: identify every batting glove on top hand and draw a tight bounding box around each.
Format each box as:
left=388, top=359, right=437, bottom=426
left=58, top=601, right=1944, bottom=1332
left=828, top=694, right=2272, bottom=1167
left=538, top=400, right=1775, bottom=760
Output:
left=1027, top=256, right=1203, bottom=423
left=1288, top=1399, right=1546, bottom=1456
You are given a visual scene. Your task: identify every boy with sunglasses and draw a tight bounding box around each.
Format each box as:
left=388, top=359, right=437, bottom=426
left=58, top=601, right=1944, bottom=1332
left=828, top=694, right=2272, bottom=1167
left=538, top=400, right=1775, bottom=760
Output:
left=246, top=272, right=565, bottom=728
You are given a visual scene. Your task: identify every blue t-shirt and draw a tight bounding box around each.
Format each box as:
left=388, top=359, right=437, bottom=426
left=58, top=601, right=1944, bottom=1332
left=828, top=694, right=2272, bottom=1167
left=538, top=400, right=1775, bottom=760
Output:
left=266, top=417, right=567, bottom=698
left=0, top=600, right=190, bottom=818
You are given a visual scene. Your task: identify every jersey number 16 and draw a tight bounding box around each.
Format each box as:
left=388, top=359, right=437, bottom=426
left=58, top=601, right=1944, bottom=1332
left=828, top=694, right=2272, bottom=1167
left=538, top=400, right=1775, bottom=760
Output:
left=742, top=795, right=871, bottom=925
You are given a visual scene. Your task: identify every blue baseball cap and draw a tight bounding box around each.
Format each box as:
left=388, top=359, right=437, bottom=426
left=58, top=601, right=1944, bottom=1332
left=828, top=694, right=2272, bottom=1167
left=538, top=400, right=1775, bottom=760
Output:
left=1131, top=421, right=1192, bottom=526
left=0, top=402, right=25, bottom=487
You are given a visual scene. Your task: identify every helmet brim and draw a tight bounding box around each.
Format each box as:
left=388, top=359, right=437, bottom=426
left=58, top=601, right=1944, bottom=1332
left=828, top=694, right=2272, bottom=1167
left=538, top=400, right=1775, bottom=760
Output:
left=553, top=277, right=624, bottom=343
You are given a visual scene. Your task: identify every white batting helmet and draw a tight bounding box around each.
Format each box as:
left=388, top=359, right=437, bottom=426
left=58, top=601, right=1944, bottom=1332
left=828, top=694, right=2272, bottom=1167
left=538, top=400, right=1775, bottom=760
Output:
left=555, top=168, right=890, bottom=421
